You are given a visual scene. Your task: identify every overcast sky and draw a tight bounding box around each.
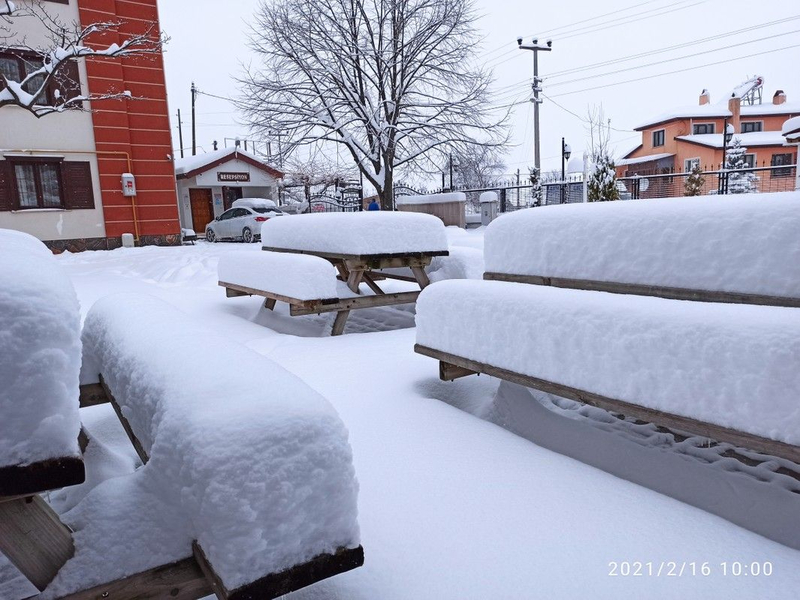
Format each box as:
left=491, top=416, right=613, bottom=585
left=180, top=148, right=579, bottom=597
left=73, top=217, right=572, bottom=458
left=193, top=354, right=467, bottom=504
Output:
left=158, top=0, right=798, bottom=185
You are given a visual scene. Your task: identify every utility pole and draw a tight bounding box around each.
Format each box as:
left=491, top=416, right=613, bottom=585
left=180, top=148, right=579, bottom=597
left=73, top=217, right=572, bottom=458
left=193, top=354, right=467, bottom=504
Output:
left=449, top=153, right=453, bottom=190
left=176, top=109, right=184, bottom=159
left=517, top=37, right=552, bottom=173
left=191, top=82, right=197, bottom=156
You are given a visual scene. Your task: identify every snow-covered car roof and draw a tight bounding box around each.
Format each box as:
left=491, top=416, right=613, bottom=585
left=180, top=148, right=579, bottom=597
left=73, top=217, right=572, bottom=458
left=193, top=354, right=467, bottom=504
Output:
left=233, top=197, right=278, bottom=210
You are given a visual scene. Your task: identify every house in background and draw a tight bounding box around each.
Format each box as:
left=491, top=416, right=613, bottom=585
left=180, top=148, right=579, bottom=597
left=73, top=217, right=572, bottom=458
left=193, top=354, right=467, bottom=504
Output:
left=617, top=78, right=798, bottom=186
left=174, top=147, right=283, bottom=234
left=0, top=0, right=179, bottom=252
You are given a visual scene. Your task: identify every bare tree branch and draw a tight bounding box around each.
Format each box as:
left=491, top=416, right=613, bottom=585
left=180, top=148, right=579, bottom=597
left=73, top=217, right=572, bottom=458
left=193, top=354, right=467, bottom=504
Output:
left=0, top=1, right=166, bottom=118
left=239, top=0, right=508, bottom=208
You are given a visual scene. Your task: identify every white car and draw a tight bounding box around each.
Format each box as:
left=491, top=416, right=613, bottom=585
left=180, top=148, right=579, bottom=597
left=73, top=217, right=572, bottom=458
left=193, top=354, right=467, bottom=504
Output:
left=205, top=198, right=283, bottom=243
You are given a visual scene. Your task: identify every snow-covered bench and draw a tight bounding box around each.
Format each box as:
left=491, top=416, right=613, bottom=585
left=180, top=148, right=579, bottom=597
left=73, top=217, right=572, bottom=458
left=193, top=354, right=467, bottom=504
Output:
left=220, top=212, right=449, bottom=335
left=69, top=294, right=363, bottom=599
left=0, top=230, right=85, bottom=592
left=415, top=193, right=800, bottom=464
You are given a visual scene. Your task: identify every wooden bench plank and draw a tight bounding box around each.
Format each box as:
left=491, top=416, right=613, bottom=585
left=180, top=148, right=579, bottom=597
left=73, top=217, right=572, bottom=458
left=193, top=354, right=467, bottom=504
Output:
left=0, top=457, right=85, bottom=499
left=0, top=495, right=74, bottom=591
left=98, top=378, right=150, bottom=466
left=193, top=542, right=364, bottom=600
left=79, top=383, right=110, bottom=408
left=414, top=344, right=800, bottom=465
left=289, top=291, right=421, bottom=316
left=218, top=281, right=339, bottom=309
left=53, top=557, right=212, bottom=600
left=483, top=272, right=800, bottom=308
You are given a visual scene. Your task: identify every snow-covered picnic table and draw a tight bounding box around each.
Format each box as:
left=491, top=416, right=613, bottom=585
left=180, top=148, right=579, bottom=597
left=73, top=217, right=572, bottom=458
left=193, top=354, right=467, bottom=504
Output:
left=220, top=212, right=449, bottom=335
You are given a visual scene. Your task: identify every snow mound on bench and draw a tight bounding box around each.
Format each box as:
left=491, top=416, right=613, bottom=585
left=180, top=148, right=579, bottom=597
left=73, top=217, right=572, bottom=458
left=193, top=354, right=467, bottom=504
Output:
left=416, top=280, right=800, bottom=446
left=80, top=294, right=360, bottom=590
left=484, top=192, right=800, bottom=299
left=262, top=211, right=448, bottom=255
left=0, top=229, right=81, bottom=468
left=218, top=251, right=338, bottom=300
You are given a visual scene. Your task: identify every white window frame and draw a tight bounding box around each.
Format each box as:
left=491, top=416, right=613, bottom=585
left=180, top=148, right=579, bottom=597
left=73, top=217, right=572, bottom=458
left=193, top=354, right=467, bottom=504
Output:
left=684, top=157, right=701, bottom=172
left=692, top=123, right=715, bottom=135
left=741, top=121, right=763, bottom=134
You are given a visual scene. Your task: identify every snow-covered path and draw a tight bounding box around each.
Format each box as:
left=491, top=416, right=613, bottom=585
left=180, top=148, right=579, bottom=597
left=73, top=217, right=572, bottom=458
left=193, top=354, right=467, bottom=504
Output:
left=30, top=241, right=800, bottom=599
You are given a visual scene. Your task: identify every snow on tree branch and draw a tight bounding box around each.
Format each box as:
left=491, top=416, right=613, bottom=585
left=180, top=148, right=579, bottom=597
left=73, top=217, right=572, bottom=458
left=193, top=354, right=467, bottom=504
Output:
left=0, top=1, right=165, bottom=117
left=240, top=0, right=508, bottom=209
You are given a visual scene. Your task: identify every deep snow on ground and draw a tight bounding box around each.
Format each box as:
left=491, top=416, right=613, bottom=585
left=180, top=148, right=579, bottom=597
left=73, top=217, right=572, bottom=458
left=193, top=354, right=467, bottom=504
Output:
left=3, top=226, right=800, bottom=599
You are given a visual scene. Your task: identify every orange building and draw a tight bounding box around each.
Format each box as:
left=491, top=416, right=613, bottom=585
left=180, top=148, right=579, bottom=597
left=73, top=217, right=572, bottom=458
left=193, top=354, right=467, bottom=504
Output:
left=617, top=85, right=799, bottom=188
left=0, top=0, right=179, bottom=252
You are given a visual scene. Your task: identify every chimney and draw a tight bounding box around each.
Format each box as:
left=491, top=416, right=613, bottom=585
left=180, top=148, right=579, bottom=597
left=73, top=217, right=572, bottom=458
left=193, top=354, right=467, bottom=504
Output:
left=699, top=89, right=710, bottom=105
left=773, top=90, right=786, bottom=105
left=728, top=93, right=740, bottom=136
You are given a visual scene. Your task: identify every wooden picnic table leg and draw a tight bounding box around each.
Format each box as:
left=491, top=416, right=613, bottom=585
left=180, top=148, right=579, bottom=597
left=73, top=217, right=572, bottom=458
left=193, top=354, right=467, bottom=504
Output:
left=331, top=310, right=350, bottom=336
left=345, top=269, right=364, bottom=294
left=334, top=262, right=350, bottom=282
left=410, top=266, right=431, bottom=289
left=361, top=272, right=385, bottom=295
left=264, top=297, right=277, bottom=311
left=0, top=495, right=75, bottom=591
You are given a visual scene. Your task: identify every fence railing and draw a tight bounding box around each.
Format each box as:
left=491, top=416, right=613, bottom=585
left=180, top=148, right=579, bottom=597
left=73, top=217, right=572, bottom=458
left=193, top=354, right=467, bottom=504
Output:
left=308, top=194, right=362, bottom=213
left=618, top=164, right=796, bottom=199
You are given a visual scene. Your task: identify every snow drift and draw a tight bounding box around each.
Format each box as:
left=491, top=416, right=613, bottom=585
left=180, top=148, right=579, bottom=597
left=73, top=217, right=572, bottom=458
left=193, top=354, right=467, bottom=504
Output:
left=261, top=211, right=449, bottom=255
left=80, top=294, right=360, bottom=591
left=416, top=280, right=800, bottom=446
left=484, top=192, right=800, bottom=300
left=0, top=229, right=81, bottom=469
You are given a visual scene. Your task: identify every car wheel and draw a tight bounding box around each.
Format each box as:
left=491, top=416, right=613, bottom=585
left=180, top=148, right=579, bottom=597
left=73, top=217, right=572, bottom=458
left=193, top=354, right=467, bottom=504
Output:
left=206, top=228, right=217, bottom=243
left=242, top=227, right=254, bottom=243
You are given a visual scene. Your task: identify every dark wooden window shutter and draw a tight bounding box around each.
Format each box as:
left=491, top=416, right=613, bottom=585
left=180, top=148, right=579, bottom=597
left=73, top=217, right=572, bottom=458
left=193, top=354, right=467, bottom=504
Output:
left=61, top=162, right=95, bottom=210
left=0, top=161, right=14, bottom=211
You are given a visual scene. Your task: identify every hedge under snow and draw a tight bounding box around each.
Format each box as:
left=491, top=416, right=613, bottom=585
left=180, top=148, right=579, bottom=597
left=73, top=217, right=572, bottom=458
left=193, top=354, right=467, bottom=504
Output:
left=218, top=251, right=338, bottom=300
left=484, top=192, right=800, bottom=299
left=80, top=294, right=360, bottom=590
left=261, top=211, right=448, bottom=255
left=416, top=280, right=800, bottom=446
left=0, top=229, right=81, bottom=469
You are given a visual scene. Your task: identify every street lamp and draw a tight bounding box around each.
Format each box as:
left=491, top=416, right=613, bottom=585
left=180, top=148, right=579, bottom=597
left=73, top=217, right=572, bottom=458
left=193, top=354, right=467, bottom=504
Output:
left=561, top=138, right=571, bottom=203
left=449, top=153, right=460, bottom=190
left=720, top=120, right=735, bottom=194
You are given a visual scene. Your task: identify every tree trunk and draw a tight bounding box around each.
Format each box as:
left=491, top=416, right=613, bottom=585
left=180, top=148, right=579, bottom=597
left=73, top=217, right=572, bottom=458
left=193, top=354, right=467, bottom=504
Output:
left=380, top=168, right=394, bottom=211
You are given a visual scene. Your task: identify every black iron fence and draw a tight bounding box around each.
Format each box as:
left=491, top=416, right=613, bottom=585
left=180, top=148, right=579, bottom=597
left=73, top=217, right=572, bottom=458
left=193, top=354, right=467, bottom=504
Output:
left=308, top=194, right=362, bottom=212
left=618, top=164, right=796, bottom=200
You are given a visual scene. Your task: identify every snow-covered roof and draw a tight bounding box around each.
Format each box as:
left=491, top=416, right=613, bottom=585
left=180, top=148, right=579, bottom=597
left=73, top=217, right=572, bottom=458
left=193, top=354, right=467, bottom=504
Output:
left=174, top=147, right=283, bottom=179
left=616, top=153, right=674, bottom=167
left=676, top=131, right=789, bottom=149
left=635, top=101, right=800, bottom=130
left=782, top=116, right=800, bottom=142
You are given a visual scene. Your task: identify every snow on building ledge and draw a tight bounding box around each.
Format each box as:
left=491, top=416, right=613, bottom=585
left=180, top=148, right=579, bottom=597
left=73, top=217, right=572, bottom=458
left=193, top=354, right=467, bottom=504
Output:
left=782, top=116, right=800, bottom=144
left=675, top=132, right=789, bottom=149
left=616, top=153, right=674, bottom=167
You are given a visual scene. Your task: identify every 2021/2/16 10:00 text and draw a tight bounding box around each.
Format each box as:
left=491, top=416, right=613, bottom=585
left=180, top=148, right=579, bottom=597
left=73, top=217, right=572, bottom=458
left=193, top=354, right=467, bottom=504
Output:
left=608, top=561, right=773, bottom=577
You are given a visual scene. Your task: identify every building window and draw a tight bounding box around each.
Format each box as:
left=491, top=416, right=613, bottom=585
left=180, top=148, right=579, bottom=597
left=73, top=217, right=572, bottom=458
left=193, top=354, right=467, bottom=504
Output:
left=741, top=121, right=763, bottom=133
left=771, top=153, right=794, bottom=177
left=0, top=49, right=81, bottom=106
left=742, top=154, right=756, bottom=169
left=684, top=158, right=701, bottom=172
left=652, top=129, right=665, bottom=147
left=692, top=123, right=715, bottom=135
left=0, top=160, right=95, bottom=211
left=11, top=161, right=64, bottom=209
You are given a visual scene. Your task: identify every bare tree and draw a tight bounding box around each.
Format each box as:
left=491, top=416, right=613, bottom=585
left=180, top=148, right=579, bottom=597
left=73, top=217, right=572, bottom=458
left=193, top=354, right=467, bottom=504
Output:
left=284, top=151, right=359, bottom=204
left=452, top=145, right=507, bottom=190
left=0, top=1, right=164, bottom=117
left=240, top=0, right=507, bottom=210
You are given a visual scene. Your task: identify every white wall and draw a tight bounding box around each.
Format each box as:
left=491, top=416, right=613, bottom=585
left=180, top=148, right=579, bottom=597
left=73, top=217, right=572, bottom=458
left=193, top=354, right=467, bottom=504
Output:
left=0, top=0, right=106, bottom=241
left=176, top=157, right=279, bottom=230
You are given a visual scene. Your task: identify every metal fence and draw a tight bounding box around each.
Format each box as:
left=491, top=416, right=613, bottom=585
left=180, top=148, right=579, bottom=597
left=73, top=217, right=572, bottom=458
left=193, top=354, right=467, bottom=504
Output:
left=308, top=193, right=362, bottom=212
left=618, top=164, right=796, bottom=200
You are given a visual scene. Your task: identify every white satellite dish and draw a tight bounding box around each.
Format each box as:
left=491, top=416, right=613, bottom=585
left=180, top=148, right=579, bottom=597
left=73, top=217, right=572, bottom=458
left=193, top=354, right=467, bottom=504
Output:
left=640, top=178, right=650, bottom=192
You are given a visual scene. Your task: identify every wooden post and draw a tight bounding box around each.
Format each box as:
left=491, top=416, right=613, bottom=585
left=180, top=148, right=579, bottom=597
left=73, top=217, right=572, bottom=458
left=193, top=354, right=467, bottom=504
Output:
left=0, top=495, right=74, bottom=591
left=410, top=266, right=430, bottom=289
left=263, top=298, right=277, bottom=311
left=345, top=270, right=364, bottom=294
left=331, top=311, right=350, bottom=336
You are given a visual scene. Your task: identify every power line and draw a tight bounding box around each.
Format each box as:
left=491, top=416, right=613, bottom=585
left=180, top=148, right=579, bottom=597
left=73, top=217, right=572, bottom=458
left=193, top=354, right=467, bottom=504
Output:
left=548, top=14, right=800, bottom=78
left=548, top=28, right=800, bottom=89
left=541, top=93, right=636, bottom=133
left=548, top=43, right=800, bottom=99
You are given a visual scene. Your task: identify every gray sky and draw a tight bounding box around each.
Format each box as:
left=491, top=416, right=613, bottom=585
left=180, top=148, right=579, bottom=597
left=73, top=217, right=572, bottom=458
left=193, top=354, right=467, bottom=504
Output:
left=158, top=0, right=798, bottom=184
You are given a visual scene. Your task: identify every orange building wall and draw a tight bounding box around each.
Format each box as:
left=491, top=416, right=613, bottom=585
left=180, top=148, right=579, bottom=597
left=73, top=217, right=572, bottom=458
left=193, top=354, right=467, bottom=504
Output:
left=78, top=0, right=179, bottom=240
